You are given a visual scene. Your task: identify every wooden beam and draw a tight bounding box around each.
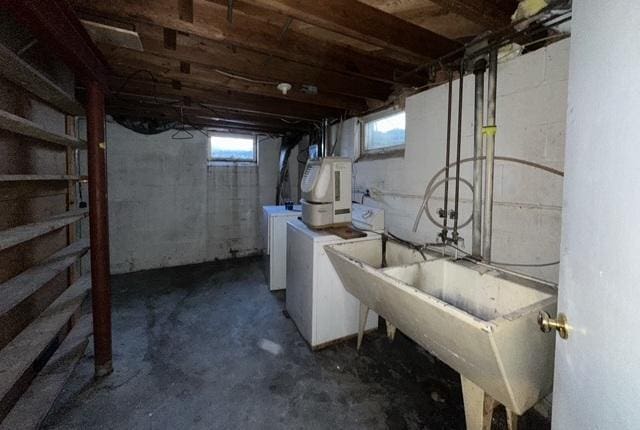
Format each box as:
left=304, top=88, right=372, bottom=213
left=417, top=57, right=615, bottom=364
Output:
left=241, top=0, right=461, bottom=59
left=428, top=0, right=514, bottom=29
left=127, top=22, right=393, bottom=100
left=70, top=0, right=421, bottom=84
left=102, top=50, right=369, bottom=112
left=105, top=77, right=341, bottom=120
left=205, top=0, right=430, bottom=66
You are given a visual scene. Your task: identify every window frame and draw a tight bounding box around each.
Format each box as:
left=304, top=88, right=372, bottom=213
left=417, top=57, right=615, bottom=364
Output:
left=359, top=108, right=406, bottom=158
left=208, top=133, right=258, bottom=164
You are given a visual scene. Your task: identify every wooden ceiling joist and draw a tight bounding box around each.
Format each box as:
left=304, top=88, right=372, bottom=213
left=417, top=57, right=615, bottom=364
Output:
left=241, top=0, right=461, bottom=59
left=70, top=0, right=423, bottom=85
left=127, top=22, right=393, bottom=101
left=109, top=105, right=306, bottom=134
left=104, top=52, right=370, bottom=112
left=428, top=0, right=514, bottom=29
left=107, top=99, right=313, bottom=131
left=107, top=77, right=342, bottom=121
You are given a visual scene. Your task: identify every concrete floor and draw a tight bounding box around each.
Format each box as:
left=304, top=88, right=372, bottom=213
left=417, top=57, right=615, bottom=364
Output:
left=44, top=257, right=550, bottom=430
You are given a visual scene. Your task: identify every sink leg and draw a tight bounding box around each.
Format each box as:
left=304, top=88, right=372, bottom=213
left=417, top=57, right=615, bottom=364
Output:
left=357, top=302, right=369, bottom=350
left=506, top=409, right=519, bottom=430
left=460, top=375, right=497, bottom=430
left=386, top=321, right=397, bottom=341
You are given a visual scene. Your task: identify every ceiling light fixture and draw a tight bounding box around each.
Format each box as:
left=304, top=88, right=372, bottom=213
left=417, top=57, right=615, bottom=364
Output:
left=277, top=82, right=292, bottom=95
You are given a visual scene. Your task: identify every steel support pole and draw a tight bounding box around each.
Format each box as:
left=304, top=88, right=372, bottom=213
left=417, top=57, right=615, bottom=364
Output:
left=86, top=80, right=113, bottom=377
left=482, top=50, right=498, bottom=261
left=472, top=59, right=487, bottom=257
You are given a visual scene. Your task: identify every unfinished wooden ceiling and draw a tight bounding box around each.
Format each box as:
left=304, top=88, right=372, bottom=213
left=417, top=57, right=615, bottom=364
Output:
left=70, top=0, right=518, bottom=134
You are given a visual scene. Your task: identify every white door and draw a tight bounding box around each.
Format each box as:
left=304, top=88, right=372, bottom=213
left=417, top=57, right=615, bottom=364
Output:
left=552, top=2, right=640, bottom=429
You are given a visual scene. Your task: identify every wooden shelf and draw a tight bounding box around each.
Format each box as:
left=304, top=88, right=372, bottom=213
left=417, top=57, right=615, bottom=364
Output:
left=0, top=314, right=91, bottom=430
left=0, top=210, right=88, bottom=252
left=0, top=239, right=89, bottom=324
left=0, top=110, right=86, bottom=148
left=0, top=43, right=84, bottom=116
left=0, top=175, right=82, bottom=182
left=0, top=275, right=90, bottom=419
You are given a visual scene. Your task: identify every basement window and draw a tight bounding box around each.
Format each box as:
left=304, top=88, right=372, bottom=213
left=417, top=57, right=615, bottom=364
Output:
left=361, top=110, right=406, bottom=155
left=209, top=134, right=257, bottom=163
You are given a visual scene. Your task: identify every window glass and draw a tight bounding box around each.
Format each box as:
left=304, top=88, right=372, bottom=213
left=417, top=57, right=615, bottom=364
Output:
left=364, top=111, right=406, bottom=152
left=209, top=135, right=256, bottom=162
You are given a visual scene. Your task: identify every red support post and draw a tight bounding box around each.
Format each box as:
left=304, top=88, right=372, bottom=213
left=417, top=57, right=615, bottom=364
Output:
left=86, top=80, right=113, bottom=377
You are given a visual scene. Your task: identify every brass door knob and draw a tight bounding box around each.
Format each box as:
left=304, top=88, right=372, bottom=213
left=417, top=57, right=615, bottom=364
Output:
left=538, top=311, right=569, bottom=339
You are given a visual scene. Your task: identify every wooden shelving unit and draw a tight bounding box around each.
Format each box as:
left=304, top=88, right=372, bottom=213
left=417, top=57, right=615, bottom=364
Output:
left=0, top=210, right=88, bottom=252
left=0, top=239, right=89, bottom=323
left=0, top=274, right=91, bottom=419
left=0, top=314, right=92, bottom=430
left=0, top=43, right=84, bottom=116
left=0, top=175, right=84, bottom=182
left=0, top=110, right=86, bottom=148
left=0, top=17, right=93, bottom=427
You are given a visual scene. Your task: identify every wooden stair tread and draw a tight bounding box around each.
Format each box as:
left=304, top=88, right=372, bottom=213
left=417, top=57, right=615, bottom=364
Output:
left=0, top=275, right=91, bottom=415
left=0, top=209, right=88, bottom=252
left=0, top=109, right=86, bottom=148
left=0, top=239, right=89, bottom=316
left=0, top=315, right=92, bottom=430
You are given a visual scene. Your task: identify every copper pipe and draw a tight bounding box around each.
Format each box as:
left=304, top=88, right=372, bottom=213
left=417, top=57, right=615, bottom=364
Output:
left=86, top=80, right=113, bottom=377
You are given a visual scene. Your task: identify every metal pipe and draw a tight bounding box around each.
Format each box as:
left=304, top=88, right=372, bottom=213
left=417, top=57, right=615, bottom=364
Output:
left=440, top=70, right=454, bottom=243
left=472, top=59, right=487, bottom=257
left=452, top=61, right=464, bottom=242
left=466, top=258, right=558, bottom=288
left=86, top=80, right=113, bottom=377
left=321, top=118, right=329, bottom=158
left=482, top=50, right=498, bottom=261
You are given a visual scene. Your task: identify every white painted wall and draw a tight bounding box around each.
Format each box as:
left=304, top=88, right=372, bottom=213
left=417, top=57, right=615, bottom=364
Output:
left=103, top=121, right=280, bottom=273
left=333, top=39, right=570, bottom=284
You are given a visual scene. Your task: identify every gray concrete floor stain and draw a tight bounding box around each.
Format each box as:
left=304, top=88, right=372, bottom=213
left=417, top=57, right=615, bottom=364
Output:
left=43, top=257, right=550, bottom=430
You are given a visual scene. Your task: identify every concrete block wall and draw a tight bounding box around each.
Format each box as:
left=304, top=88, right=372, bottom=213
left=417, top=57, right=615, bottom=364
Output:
left=102, top=121, right=280, bottom=274
left=334, top=39, right=570, bottom=284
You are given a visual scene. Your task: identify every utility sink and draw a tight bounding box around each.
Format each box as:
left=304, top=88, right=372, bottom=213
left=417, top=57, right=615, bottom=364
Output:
left=325, top=240, right=557, bottom=429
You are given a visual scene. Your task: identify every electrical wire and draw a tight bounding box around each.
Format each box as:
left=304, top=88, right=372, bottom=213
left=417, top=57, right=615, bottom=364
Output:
left=213, top=68, right=280, bottom=86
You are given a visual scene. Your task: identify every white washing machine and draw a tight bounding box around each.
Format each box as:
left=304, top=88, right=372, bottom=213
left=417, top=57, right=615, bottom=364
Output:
left=261, top=205, right=301, bottom=291
left=286, top=204, right=384, bottom=349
